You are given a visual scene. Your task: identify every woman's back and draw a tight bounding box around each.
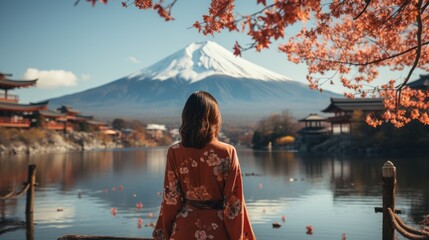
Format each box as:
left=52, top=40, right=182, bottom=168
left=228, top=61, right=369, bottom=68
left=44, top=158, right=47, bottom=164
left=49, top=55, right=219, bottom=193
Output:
left=170, top=139, right=234, bottom=202
left=152, top=91, right=255, bottom=240
left=153, top=139, right=255, bottom=239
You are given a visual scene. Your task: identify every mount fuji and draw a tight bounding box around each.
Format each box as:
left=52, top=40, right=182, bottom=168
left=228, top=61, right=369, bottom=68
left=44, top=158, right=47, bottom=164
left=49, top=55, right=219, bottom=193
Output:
left=48, top=41, right=339, bottom=123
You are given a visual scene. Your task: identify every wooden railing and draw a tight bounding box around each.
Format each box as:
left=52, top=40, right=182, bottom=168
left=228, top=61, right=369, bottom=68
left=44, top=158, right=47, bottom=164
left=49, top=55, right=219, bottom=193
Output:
left=375, top=161, right=429, bottom=240
left=0, top=165, right=37, bottom=239
left=0, top=93, right=19, bottom=102
left=0, top=117, right=30, bottom=127
left=44, top=121, right=73, bottom=131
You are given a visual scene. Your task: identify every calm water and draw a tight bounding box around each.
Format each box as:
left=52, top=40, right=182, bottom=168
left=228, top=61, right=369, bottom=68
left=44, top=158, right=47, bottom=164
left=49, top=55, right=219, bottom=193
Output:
left=0, top=147, right=428, bottom=240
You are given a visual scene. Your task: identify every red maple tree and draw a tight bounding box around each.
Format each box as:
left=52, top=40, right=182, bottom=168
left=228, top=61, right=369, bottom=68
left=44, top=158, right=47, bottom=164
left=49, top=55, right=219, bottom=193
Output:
left=85, top=0, right=429, bottom=127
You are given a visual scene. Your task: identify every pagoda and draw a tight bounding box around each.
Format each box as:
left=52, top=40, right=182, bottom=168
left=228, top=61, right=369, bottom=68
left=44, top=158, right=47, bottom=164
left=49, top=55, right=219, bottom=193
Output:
left=322, top=98, right=384, bottom=134
left=0, top=72, right=48, bottom=128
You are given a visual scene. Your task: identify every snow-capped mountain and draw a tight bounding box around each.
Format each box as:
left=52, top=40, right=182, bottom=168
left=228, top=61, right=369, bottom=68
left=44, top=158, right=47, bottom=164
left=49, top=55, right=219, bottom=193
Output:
left=128, top=41, right=289, bottom=83
left=48, top=41, right=339, bottom=123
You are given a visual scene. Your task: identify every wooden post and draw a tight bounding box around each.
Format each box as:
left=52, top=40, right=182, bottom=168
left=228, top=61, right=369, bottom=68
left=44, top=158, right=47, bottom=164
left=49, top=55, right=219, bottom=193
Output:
left=25, top=164, right=36, bottom=215
left=26, top=211, right=34, bottom=240
left=382, top=161, right=396, bottom=240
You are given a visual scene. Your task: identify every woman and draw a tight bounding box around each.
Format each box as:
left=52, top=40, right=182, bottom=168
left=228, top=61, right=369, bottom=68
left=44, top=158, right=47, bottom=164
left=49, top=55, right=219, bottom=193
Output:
left=153, top=91, right=256, bottom=240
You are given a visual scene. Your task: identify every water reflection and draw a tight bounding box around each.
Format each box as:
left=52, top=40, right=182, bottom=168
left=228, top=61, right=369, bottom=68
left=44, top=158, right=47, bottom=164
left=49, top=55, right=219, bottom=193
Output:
left=0, top=148, right=427, bottom=240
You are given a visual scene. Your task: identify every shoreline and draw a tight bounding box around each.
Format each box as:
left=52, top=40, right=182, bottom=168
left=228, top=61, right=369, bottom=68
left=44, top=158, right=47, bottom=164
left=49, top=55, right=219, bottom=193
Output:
left=0, top=131, right=124, bottom=156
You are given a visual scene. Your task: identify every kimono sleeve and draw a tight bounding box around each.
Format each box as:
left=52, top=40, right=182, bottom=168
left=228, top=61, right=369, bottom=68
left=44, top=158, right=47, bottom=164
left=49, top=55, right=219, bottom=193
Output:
left=153, top=148, right=182, bottom=240
left=223, top=148, right=256, bottom=240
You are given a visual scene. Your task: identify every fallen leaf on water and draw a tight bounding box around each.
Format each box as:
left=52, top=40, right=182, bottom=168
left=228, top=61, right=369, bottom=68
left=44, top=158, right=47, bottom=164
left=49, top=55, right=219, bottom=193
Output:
left=111, top=208, right=117, bottom=216
left=272, top=222, right=281, bottom=228
left=136, top=202, right=143, bottom=209
left=306, top=225, right=313, bottom=235
left=137, top=218, right=143, bottom=228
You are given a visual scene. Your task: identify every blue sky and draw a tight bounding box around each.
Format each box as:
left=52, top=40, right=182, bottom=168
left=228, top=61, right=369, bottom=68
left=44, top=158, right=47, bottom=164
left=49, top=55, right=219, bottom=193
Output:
left=0, top=0, right=423, bottom=103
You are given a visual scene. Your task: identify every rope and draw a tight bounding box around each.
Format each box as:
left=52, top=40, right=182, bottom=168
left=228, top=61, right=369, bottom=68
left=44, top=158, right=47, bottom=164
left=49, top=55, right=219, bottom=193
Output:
left=0, top=183, right=30, bottom=200
left=388, top=208, right=429, bottom=240
left=0, top=192, right=14, bottom=200
left=393, top=210, right=429, bottom=236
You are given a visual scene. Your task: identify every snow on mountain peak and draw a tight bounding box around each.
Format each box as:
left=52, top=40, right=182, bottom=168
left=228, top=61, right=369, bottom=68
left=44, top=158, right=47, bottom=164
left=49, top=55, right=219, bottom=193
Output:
left=128, top=41, right=291, bottom=82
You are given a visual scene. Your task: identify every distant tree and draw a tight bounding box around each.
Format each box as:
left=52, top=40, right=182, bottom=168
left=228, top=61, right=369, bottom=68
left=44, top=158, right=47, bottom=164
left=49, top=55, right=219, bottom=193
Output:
left=128, top=120, right=146, bottom=133
left=252, top=111, right=299, bottom=149
left=111, top=119, right=150, bottom=146
left=222, top=125, right=254, bottom=146
left=112, top=118, right=127, bottom=130
left=84, top=0, right=429, bottom=127
left=351, top=109, right=429, bottom=153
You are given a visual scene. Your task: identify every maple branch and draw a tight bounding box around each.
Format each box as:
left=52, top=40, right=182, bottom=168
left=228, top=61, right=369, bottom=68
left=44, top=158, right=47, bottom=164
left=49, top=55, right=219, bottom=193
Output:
left=386, top=0, right=412, bottom=22
left=397, top=0, right=423, bottom=91
left=365, top=38, right=391, bottom=57
left=229, top=2, right=275, bottom=31
left=166, top=0, right=177, bottom=10
left=163, top=0, right=178, bottom=16
left=354, top=0, right=371, bottom=20
left=421, top=0, right=429, bottom=12
left=237, top=3, right=275, bottom=20
left=213, top=0, right=233, bottom=17
left=312, top=41, right=429, bottom=66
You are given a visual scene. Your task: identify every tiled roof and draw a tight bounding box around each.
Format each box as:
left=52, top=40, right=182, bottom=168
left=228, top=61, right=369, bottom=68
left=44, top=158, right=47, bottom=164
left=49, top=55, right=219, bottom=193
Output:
left=407, top=74, right=429, bottom=89
left=0, top=78, right=38, bottom=89
left=322, top=98, right=384, bottom=112
left=299, top=113, right=327, bottom=122
left=38, top=109, right=66, bottom=118
left=0, top=101, right=48, bottom=111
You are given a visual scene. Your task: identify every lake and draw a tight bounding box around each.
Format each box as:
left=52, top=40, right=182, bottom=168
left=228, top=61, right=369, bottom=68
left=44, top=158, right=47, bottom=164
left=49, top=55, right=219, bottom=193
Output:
left=0, top=147, right=428, bottom=240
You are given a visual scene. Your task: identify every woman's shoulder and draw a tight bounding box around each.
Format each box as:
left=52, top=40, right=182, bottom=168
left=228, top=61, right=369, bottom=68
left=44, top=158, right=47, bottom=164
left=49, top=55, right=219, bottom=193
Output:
left=168, top=142, right=182, bottom=151
left=210, top=139, right=236, bottom=152
left=167, top=140, right=236, bottom=153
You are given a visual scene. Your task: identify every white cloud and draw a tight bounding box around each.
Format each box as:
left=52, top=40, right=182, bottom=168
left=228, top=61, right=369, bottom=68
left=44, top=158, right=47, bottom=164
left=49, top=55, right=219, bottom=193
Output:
left=23, top=68, right=78, bottom=89
left=128, top=56, right=141, bottom=64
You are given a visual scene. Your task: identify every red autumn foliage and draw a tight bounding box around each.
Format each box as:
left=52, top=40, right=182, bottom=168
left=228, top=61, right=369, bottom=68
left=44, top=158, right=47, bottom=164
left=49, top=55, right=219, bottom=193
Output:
left=86, top=0, right=429, bottom=127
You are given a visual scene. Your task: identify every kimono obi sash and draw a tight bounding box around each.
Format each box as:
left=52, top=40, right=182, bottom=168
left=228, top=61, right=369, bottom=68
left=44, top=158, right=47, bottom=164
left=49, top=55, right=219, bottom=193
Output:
left=185, top=199, right=224, bottom=210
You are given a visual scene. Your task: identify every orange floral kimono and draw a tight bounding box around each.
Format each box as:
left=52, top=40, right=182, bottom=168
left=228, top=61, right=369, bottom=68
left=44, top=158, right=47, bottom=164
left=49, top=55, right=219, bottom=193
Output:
left=153, top=139, right=256, bottom=240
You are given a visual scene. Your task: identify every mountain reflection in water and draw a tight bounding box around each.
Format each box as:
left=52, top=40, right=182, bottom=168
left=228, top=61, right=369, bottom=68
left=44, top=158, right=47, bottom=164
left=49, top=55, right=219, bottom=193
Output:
left=0, top=148, right=427, bottom=240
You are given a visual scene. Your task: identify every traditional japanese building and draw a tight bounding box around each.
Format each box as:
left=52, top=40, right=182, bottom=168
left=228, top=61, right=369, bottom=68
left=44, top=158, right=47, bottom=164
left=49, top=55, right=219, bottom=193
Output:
left=146, top=124, right=167, bottom=141
left=407, top=74, right=429, bottom=89
left=0, top=72, right=48, bottom=128
left=57, top=105, right=83, bottom=120
left=322, top=98, right=384, bottom=134
left=296, top=113, right=330, bottom=151
left=86, top=120, right=109, bottom=131
left=37, top=106, right=109, bottom=132
left=298, top=113, right=329, bottom=135
left=36, top=109, right=73, bottom=131
left=56, top=105, right=95, bottom=131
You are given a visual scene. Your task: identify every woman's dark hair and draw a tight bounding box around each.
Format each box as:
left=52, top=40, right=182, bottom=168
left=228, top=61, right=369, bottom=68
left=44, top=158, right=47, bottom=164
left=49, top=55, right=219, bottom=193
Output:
left=179, top=91, right=221, bottom=149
